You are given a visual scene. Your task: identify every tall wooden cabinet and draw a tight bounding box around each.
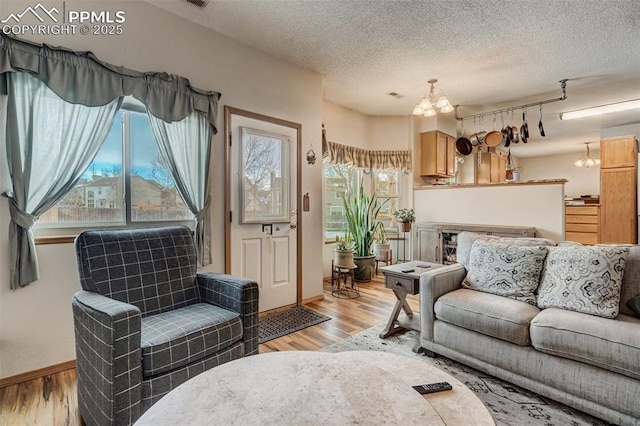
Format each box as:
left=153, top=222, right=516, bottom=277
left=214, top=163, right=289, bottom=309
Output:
left=420, top=131, right=455, bottom=177
left=599, top=135, right=637, bottom=244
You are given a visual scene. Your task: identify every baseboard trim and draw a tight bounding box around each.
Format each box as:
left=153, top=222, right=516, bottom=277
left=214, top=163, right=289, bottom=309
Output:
left=0, top=360, right=76, bottom=389
left=302, top=294, right=324, bottom=304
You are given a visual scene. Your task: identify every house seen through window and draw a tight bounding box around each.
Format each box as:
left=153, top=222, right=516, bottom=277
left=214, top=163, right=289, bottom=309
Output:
left=38, top=104, right=193, bottom=228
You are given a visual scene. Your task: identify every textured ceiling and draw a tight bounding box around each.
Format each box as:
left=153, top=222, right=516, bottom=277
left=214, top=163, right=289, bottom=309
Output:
left=148, top=0, right=640, bottom=157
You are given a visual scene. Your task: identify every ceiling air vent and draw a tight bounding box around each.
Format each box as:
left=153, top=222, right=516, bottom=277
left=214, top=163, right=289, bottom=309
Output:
left=185, top=0, right=208, bottom=8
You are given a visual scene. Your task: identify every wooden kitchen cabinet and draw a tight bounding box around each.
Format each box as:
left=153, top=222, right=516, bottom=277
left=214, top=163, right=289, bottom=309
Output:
left=599, top=135, right=637, bottom=244
left=420, top=131, right=455, bottom=177
left=600, top=167, right=637, bottom=244
left=565, top=205, right=599, bottom=245
left=476, top=151, right=506, bottom=183
left=601, top=135, right=637, bottom=169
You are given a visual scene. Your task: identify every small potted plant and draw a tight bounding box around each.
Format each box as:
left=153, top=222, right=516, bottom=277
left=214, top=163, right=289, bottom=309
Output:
left=372, top=222, right=390, bottom=262
left=333, top=234, right=355, bottom=268
left=393, top=208, right=415, bottom=232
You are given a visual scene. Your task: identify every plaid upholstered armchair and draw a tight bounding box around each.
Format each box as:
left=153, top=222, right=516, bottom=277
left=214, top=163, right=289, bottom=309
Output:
left=72, top=226, right=259, bottom=426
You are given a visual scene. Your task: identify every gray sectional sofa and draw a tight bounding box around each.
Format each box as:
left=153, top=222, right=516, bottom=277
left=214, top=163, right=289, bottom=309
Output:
left=418, top=232, right=640, bottom=425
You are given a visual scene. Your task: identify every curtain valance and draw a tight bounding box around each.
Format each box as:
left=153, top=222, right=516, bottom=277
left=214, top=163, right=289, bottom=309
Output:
left=0, top=34, right=221, bottom=132
left=322, top=138, right=412, bottom=171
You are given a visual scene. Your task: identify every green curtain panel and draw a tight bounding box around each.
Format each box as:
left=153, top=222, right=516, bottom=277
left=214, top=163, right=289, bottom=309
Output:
left=147, top=111, right=213, bottom=267
left=3, top=72, right=121, bottom=288
left=0, top=34, right=221, bottom=132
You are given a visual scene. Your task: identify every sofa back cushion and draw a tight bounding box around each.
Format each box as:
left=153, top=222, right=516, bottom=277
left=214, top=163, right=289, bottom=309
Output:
left=619, top=245, right=640, bottom=317
left=456, top=231, right=555, bottom=270
left=537, top=245, right=630, bottom=318
left=463, top=240, right=549, bottom=305
left=75, top=226, right=198, bottom=316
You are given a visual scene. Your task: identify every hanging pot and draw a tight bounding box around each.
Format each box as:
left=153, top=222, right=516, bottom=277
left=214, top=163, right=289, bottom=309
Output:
left=455, top=119, right=473, bottom=156
left=499, top=112, right=510, bottom=147
left=509, top=110, right=520, bottom=144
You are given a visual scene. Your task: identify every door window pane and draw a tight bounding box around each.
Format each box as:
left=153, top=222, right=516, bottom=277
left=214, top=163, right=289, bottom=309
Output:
left=240, top=127, right=290, bottom=223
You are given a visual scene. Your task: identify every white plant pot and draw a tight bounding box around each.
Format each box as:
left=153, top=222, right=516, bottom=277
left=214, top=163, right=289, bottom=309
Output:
left=334, top=249, right=355, bottom=268
left=373, top=243, right=391, bottom=261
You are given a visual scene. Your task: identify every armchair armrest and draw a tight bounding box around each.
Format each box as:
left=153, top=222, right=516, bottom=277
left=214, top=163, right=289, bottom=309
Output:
left=419, top=264, right=466, bottom=342
left=197, top=273, right=259, bottom=356
left=72, top=290, right=142, bottom=426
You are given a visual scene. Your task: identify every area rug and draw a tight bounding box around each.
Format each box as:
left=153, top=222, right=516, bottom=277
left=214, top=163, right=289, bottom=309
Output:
left=259, top=306, right=331, bottom=343
left=322, top=325, right=605, bottom=426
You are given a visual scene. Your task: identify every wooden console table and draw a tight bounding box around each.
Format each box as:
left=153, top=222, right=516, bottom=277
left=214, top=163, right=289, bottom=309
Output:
left=379, top=261, right=443, bottom=352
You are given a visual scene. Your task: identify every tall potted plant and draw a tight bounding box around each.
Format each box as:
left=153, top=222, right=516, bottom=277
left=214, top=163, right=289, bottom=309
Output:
left=394, top=208, right=415, bottom=232
left=342, top=183, right=387, bottom=282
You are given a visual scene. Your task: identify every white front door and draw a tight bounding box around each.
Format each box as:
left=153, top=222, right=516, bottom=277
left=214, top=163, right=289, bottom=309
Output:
left=227, top=112, right=299, bottom=312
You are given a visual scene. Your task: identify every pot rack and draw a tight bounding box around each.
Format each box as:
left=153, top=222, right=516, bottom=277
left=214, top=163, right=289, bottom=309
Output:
left=454, top=79, right=568, bottom=122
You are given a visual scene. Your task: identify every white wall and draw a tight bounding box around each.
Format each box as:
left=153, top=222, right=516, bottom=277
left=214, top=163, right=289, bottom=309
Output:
left=322, top=102, right=370, bottom=149
left=413, top=182, right=566, bottom=241
left=517, top=152, right=600, bottom=198
left=0, top=0, right=323, bottom=379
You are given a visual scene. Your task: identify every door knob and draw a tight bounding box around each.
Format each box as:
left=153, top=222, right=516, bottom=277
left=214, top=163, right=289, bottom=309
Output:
left=290, top=223, right=298, bottom=229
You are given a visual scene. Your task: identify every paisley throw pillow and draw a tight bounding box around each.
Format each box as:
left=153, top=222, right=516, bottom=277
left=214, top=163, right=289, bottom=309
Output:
left=463, top=240, right=549, bottom=305
left=537, top=245, right=630, bottom=318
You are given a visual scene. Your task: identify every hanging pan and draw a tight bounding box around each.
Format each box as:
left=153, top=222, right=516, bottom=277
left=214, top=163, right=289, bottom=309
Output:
left=484, top=113, right=503, bottom=147
left=455, top=120, right=473, bottom=156
left=538, top=104, right=546, bottom=137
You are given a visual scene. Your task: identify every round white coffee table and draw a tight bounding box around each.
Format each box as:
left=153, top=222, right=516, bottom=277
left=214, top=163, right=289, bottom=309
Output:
left=135, top=351, right=494, bottom=425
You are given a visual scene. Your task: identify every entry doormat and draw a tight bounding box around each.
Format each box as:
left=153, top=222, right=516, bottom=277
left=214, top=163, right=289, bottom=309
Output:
left=259, top=306, right=331, bottom=344
left=322, top=325, right=606, bottom=426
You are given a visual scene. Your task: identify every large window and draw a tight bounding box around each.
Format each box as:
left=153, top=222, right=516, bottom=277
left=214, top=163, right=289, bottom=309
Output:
left=324, top=163, right=358, bottom=239
left=371, top=170, right=402, bottom=230
left=323, top=162, right=405, bottom=240
left=37, top=103, right=192, bottom=229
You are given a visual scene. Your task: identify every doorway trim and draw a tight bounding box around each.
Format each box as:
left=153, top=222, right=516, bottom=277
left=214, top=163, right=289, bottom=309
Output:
left=224, top=106, right=303, bottom=306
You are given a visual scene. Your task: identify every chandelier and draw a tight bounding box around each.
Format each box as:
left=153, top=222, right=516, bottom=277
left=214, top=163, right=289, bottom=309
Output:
left=574, top=143, right=601, bottom=168
left=412, top=79, right=453, bottom=117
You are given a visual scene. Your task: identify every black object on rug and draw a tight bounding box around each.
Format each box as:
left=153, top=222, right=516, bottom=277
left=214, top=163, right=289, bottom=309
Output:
left=322, top=325, right=606, bottom=426
left=259, top=306, right=331, bottom=344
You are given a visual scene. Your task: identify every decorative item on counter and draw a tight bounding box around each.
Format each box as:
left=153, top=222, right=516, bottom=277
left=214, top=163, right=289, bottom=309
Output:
left=506, top=149, right=514, bottom=181
left=393, top=208, right=415, bottom=232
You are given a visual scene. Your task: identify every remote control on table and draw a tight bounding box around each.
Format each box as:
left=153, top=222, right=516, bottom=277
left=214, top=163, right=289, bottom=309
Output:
left=401, top=268, right=415, bottom=273
left=416, top=264, right=431, bottom=268
left=412, top=382, right=453, bottom=394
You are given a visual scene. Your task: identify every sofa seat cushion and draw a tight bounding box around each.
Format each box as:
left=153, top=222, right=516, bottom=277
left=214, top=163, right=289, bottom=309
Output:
left=531, top=308, right=640, bottom=380
left=434, top=289, right=540, bottom=346
left=141, top=303, right=243, bottom=377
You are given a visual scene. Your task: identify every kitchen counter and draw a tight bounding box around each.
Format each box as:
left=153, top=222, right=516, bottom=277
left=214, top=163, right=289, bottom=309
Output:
left=413, top=179, right=565, bottom=241
left=414, top=179, right=567, bottom=190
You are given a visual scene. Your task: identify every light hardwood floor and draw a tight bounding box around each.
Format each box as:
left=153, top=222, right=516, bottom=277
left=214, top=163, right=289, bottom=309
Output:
left=0, top=274, right=418, bottom=426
